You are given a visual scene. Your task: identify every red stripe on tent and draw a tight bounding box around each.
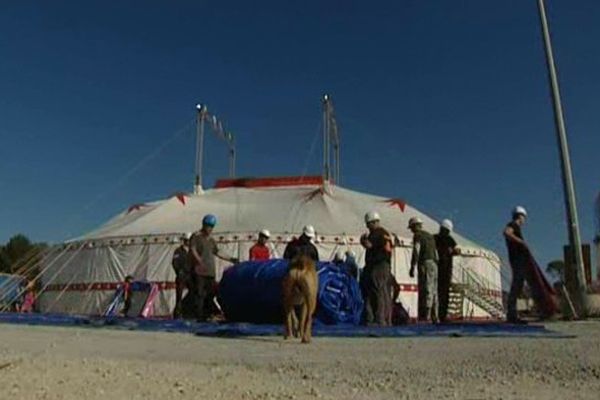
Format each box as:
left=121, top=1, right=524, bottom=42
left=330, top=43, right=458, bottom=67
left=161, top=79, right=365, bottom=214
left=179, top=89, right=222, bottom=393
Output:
left=399, top=284, right=418, bottom=292
left=45, top=281, right=177, bottom=292
left=43, top=281, right=502, bottom=298
left=215, top=176, right=324, bottom=188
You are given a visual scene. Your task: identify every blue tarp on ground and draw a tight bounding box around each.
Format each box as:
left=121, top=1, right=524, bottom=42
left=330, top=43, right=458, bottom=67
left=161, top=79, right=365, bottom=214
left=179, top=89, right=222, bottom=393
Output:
left=0, top=312, right=573, bottom=338
left=0, top=274, right=25, bottom=306
left=218, top=259, right=363, bottom=325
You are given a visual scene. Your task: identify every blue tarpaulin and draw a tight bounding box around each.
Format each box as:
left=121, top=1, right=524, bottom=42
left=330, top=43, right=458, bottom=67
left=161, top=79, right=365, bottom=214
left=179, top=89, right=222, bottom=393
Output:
left=217, top=259, right=364, bottom=325
left=0, top=274, right=25, bottom=307
left=0, top=312, right=572, bottom=338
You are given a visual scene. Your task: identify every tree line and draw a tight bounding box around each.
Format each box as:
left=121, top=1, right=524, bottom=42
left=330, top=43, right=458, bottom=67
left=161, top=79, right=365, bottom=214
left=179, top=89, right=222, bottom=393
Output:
left=0, top=234, right=47, bottom=278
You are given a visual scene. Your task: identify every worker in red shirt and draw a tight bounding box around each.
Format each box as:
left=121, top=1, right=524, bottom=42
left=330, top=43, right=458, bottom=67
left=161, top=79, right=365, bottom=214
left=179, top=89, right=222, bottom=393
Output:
left=249, top=229, right=271, bottom=261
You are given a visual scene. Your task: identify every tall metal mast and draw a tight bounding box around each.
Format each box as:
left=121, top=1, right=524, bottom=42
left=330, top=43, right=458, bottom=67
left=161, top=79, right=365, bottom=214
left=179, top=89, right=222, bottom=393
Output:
left=322, top=94, right=341, bottom=184
left=537, top=0, right=587, bottom=314
left=194, top=104, right=207, bottom=194
left=322, top=94, right=331, bottom=182
left=194, top=103, right=237, bottom=194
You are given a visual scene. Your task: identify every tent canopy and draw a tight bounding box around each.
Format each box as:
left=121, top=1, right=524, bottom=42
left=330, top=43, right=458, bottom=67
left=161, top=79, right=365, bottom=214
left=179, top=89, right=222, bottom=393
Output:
left=77, top=176, right=492, bottom=256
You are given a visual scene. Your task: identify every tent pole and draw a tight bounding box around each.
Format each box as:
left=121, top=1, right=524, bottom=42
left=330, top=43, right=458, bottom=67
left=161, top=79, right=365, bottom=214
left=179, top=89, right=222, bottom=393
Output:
left=322, top=94, right=330, bottom=182
left=194, top=104, right=207, bottom=194
left=537, top=0, right=587, bottom=316
left=333, top=119, right=340, bottom=185
left=229, top=136, right=236, bottom=178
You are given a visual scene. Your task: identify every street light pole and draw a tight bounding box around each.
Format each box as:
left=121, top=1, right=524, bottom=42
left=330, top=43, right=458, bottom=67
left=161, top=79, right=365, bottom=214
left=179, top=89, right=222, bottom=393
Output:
left=537, top=0, right=587, bottom=315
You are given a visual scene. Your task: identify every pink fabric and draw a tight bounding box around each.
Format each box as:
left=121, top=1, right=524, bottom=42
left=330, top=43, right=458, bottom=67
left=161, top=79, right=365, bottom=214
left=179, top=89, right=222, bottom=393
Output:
left=21, top=292, right=35, bottom=313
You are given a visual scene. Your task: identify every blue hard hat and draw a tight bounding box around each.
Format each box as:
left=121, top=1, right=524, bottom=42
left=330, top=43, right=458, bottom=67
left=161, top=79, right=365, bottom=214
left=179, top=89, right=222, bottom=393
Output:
left=202, top=214, right=217, bottom=227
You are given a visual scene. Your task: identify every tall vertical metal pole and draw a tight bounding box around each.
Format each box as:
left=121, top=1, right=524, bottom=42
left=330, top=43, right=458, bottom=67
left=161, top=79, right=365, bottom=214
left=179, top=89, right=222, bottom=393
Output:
left=194, top=104, right=206, bottom=194
left=322, top=94, right=330, bottom=182
left=537, top=0, right=587, bottom=313
left=229, top=135, right=236, bottom=178
left=333, top=121, right=340, bottom=185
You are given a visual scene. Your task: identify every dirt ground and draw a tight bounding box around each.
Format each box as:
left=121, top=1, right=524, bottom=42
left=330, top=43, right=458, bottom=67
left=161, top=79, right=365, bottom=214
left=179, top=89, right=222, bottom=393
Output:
left=0, top=321, right=599, bottom=400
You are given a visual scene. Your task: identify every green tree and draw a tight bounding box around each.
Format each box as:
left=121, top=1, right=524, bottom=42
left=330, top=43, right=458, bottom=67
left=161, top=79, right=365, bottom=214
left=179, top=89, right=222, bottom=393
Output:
left=0, top=245, right=10, bottom=273
left=546, top=260, right=565, bottom=282
left=0, top=234, right=47, bottom=276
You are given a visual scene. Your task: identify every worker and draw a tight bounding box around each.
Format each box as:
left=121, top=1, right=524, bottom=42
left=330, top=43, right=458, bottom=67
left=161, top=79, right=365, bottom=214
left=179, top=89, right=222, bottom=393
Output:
left=122, top=275, right=134, bottom=317
left=408, top=217, right=439, bottom=323
left=344, top=250, right=359, bottom=280
left=504, top=206, right=532, bottom=324
left=360, top=211, right=394, bottom=326
left=331, top=250, right=357, bottom=279
left=249, top=229, right=271, bottom=261
left=189, top=214, right=239, bottom=322
left=333, top=250, right=345, bottom=264
left=434, top=219, right=459, bottom=323
left=172, top=232, right=192, bottom=318
left=283, top=225, right=319, bottom=262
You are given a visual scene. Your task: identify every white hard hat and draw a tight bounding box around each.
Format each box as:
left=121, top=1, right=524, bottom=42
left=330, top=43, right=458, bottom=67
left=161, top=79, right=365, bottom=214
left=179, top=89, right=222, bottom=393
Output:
left=183, top=232, right=192, bottom=240
left=303, top=225, right=316, bottom=238
left=408, top=217, right=423, bottom=228
left=259, top=229, right=271, bottom=238
left=513, top=206, right=528, bottom=217
left=365, top=211, right=381, bottom=224
left=441, top=219, right=454, bottom=232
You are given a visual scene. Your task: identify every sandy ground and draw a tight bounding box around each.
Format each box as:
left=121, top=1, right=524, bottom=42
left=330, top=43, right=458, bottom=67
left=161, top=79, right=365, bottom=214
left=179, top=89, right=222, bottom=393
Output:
left=0, top=321, right=599, bottom=400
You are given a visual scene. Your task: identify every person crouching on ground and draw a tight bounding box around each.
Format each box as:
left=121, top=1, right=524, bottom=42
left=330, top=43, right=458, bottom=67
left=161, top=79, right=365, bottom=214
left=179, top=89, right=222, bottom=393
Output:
left=409, top=217, right=439, bottom=323
left=249, top=229, right=271, bottom=261
left=434, top=219, right=459, bottom=323
left=360, top=211, right=394, bottom=326
left=172, top=232, right=192, bottom=318
left=189, top=214, right=239, bottom=322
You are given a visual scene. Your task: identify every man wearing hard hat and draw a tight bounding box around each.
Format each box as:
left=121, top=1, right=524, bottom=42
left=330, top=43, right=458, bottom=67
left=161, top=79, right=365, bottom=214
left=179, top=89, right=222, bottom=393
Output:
left=434, top=219, right=459, bottom=323
left=172, top=232, right=192, bottom=318
left=189, top=214, right=239, bottom=321
left=249, top=229, right=271, bottom=261
left=361, top=211, right=394, bottom=326
left=408, top=217, right=439, bottom=323
left=283, top=225, right=319, bottom=262
left=504, top=206, right=531, bottom=324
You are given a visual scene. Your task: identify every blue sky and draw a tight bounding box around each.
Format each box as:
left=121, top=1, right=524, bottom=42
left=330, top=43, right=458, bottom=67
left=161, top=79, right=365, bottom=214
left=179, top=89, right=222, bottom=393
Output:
left=0, top=1, right=598, bottom=273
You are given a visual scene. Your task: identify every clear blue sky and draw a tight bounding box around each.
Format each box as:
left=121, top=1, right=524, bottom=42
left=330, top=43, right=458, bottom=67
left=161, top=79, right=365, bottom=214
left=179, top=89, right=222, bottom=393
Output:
left=0, top=1, right=598, bottom=272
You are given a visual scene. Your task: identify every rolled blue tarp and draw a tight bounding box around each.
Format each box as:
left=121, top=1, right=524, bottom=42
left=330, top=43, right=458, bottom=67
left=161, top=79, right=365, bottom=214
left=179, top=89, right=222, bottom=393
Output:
left=218, top=259, right=363, bottom=325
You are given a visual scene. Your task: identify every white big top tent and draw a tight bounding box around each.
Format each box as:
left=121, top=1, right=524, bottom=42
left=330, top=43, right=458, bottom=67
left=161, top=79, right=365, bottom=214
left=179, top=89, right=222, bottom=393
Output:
left=38, top=176, right=504, bottom=319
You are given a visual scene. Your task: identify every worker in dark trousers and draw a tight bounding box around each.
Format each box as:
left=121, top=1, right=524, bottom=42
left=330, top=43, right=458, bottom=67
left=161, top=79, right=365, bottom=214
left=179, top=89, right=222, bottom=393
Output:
left=172, top=232, right=191, bottom=318
left=283, top=225, right=319, bottom=262
left=189, top=214, right=239, bottom=322
left=409, top=217, right=439, bottom=323
left=361, top=211, right=394, bottom=326
left=122, top=275, right=134, bottom=317
left=434, top=219, right=459, bottom=323
left=504, top=206, right=531, bottom=324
